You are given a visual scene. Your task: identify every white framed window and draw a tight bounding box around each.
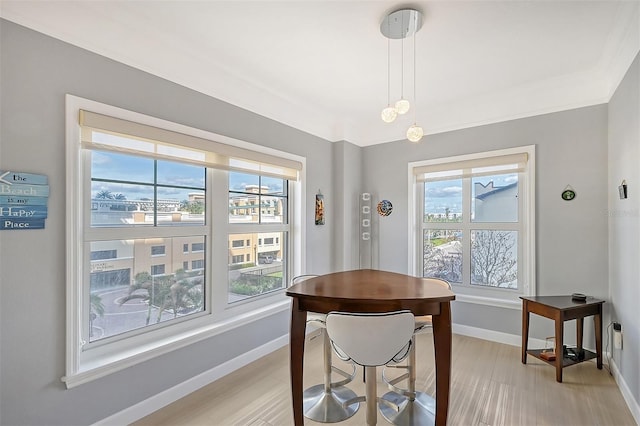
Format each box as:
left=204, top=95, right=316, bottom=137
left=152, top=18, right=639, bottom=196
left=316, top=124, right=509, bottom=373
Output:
left=409, top=146, right=535, bottom=308
left=65, top=95, right=305, bottom=387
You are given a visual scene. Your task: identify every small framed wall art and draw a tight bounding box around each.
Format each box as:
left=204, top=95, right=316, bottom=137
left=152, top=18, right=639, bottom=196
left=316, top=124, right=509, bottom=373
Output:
left=315, top=192, right=325, bottom=225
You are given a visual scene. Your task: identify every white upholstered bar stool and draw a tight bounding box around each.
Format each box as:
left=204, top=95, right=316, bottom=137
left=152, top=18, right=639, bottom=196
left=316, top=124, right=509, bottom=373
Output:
left=292, top=275, right=358, bottom=423
left=326, top=311, right=415, bottom=426
left=379, top=278, right=452, bottom=426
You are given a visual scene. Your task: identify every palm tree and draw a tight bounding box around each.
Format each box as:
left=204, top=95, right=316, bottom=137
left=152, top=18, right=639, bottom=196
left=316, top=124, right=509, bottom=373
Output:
left=96, top=190, right=114, bottom=199
left=89, top=293, right=105, bottom=337
left=154, top=270, right=202, bottom=321
left=119, top=270, right=204, bottom=325
left=119, top=271, right=154, bottom=325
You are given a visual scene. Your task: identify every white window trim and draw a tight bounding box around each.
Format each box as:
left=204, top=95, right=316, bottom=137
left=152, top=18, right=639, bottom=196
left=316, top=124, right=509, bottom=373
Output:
left=64, top=94, right=306, bottom=388
left=407, top=145, right=536, bottom=308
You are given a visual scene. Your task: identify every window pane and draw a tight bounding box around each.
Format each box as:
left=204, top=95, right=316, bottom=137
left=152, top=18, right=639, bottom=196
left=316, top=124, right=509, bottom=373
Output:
left=472, top=173, right=518, bottom=222
left=90, top=183, right=207, bottom=227
left=91, top=151, right=154, bottom=183
left=157, top=187, right=205, bottom=226
left=423, top=229, right=462, bottom=283
left=261, top=195, right=285, bottom=224
left=91, top=181, right=155, bottom=226
left=260, top=176, right=287, bottom=195
left=229, top=192, right=259, bottom=224
left=91, top=152, right=206, bottom=227
left=228, top=232, right=285, bottom=303
left=424, top=179, right=462, bottom=223
left=157, top=160, right=205, bottom=188
left=151, top=245, right=165, bottom=256
left=91, top=249, right=117, bottom=260
left=89, top=237, right=205, bottom=342
left=228, top=172, right=286, bottom=224
left=151, top=264, right=166, bottom=275
left=229, top=171, right=259, bottom=192
left=471, top=230, right=517, bottom=288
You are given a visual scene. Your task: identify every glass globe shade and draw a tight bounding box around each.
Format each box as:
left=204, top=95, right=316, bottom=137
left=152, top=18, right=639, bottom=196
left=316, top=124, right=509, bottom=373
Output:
left=381, top=106, right=398, bottom=123
left=407, top=124, right=424, bottom=142
left=395, top=99, right=410, bottom=115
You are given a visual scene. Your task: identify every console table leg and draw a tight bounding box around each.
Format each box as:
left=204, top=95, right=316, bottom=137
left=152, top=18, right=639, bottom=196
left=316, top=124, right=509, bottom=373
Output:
left=576, top=318, right=584, bottom=353
left=521, top=301, right=529, bottom=364
left=594, top=311, right=603, bottom=369
left=289, top=300, right=307, bottom=425
left=554, top=316, right=564, bottom=383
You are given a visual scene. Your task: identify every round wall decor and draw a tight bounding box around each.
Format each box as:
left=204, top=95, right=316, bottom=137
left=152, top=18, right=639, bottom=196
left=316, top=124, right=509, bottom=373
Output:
left=377, top=199, right=393, bottom=216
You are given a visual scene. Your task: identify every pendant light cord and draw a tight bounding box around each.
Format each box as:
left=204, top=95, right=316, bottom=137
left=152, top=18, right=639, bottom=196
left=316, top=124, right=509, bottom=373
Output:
left=387, top=20, right=391, bottom=106
left=401, top=13, right=405, bottom=100
left=387, top=39, right=391, bottom=105
left=413, top=13, right=417, bottom=124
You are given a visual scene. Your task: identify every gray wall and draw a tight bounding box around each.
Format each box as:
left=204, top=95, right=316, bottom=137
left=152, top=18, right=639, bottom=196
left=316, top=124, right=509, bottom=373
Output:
left=362, top=105, right=610, bottom=340
left=331, top=141, right=363, bottom=271
left=0, top=19, right=334, bottom=425
left=608, top=52, right=640, bottom=409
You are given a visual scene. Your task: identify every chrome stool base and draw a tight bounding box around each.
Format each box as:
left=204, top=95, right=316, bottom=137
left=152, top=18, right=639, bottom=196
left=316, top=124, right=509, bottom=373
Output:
left=379, top=391, right=436, bottom=426
left=303, top=384, right=359, bottom=423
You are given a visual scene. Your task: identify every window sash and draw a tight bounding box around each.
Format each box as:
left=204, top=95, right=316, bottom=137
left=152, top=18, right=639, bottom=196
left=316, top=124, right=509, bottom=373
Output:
left=421, top=173, right=523, bottom=292
left=82, top=152, right=211, bottom=348
left=79, top=110, right=302, bottom=181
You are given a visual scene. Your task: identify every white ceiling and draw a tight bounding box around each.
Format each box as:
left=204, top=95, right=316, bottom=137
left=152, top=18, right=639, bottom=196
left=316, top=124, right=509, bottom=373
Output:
left=1, top=1, right=638, bottom=146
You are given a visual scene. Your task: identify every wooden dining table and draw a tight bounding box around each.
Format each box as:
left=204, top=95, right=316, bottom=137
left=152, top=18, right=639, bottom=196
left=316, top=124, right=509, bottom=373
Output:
left=286, top=269, right=456, bottom=426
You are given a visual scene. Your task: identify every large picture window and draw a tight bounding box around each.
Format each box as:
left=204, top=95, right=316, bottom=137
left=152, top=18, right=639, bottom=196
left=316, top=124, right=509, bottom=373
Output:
left=65, top=96, right=303, bottom=387
left=410, top=146, right=535, bottom=305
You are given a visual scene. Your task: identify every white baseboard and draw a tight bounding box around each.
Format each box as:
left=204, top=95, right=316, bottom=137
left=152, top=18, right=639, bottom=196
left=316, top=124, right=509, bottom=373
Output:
left=93, top=334, right=289, bottom=426
left=610, top=357, right=640, bottom=425
left=452, top=323, right=547, bottom=348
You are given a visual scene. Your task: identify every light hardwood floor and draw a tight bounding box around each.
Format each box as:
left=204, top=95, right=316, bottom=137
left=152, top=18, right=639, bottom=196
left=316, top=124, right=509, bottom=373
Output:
left=134, top=332, right=636, bottom=426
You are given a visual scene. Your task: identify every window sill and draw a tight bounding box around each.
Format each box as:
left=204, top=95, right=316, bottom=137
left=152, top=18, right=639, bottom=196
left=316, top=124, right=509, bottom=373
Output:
left=453, top=293, right=522, bottom=310
left=62, top=299, right=290, bottom=389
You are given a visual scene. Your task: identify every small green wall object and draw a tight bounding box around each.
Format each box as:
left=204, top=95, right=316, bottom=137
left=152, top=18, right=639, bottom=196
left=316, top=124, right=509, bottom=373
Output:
left=561, top=188, right=576, bottom=201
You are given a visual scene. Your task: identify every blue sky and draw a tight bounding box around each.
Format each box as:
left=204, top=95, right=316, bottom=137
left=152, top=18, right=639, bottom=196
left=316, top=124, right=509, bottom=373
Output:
left=425, top=173, right=517, bottom=214
left=92, top=151, right=284, bottom=201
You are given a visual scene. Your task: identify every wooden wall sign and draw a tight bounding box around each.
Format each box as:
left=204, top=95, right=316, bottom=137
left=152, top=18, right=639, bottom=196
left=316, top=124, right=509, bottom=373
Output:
left=0, top=171, right=49, bottom=230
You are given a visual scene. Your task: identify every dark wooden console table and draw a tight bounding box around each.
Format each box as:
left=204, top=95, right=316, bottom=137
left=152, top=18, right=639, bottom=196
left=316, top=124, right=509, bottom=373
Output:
left=286, top=269, right=455, bottom=426
left=521, top=295, right=604, bottom=382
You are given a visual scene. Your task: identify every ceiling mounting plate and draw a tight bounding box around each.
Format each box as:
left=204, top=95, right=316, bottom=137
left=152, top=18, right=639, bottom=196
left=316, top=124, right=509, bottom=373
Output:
left=380, top=9, right=423, bottom=39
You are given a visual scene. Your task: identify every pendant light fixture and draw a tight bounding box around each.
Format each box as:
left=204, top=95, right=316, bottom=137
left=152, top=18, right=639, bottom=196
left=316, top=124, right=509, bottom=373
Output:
left=380, top=8, right=424, bottom=142
left=381, top=20, right=398, bottom=123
